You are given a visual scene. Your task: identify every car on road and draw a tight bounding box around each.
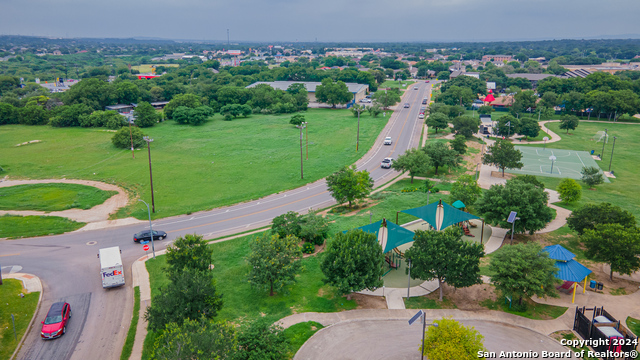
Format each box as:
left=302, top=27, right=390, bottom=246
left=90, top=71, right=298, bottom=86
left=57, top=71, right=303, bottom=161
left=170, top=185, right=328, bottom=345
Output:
left=403, top=103, right=410, bottom=108
left=41, top=302, right=71, bottom=340
left=426, top=80, right=430, bottom=83
left=414, top=86, right=418, bottom=90
left=381, top=157, right=393, bottom=168
left=383, top=137, right=392, bottom=145
left=133, top=230, right=167, bottom=242
left=419, top=113, right=424, bottom=119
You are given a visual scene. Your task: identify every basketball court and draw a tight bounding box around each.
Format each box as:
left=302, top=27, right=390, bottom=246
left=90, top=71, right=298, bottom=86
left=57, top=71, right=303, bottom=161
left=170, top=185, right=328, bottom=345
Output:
left=505, top=146, right=610, bottom=182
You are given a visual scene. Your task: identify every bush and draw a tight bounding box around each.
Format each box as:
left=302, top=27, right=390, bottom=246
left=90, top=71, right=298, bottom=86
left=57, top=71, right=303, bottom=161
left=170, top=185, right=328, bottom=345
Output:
left=112, top=126, right=145, bottom=149
left=557, top=178, right=582, bottom=203
left=581, top=166, right=604, bottom=189
left=302, top=242, right=315, bottom=254
left=431, top=187, right=440, bottom=193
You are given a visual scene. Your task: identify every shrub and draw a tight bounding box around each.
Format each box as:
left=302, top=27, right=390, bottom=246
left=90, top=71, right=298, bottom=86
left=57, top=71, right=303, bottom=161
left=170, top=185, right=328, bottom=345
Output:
left=112, top=126, right=145, bottom=149
left=557, top=178, right=582, bottom=203
left=431, top=187, right=440, bottom=193
left=302, top=242, right=315, bottom=254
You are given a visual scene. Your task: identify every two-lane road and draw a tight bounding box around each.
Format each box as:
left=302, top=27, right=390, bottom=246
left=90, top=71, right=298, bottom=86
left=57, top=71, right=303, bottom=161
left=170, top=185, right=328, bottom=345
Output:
left=2, top=81, right=438, bottom=360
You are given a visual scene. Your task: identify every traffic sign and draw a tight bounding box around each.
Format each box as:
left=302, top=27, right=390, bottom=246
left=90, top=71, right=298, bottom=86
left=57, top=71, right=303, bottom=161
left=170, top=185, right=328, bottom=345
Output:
left=143, top=244, right=149, bottom=251
left=140, top=240, right=149, bottom=245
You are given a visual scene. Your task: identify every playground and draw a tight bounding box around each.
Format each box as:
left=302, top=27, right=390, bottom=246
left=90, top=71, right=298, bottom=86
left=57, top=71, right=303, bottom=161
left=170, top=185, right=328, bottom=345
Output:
left=506, top=146, right=610, bottom=182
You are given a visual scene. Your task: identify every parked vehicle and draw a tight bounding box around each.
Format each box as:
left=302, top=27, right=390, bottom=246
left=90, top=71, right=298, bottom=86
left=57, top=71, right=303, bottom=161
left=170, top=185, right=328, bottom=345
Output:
left=383, top=137, right=392, bottom=145
left=422, top=99, right=428, bottom=105
left=133, top=230, right=167, bottom=243
left=381, top=157, right=393, bottom=168
left=419, top=114, right=424, bottom=119
left=41, top=302, right=71, bottom=339
left=99, top=246, right=125, bottom=288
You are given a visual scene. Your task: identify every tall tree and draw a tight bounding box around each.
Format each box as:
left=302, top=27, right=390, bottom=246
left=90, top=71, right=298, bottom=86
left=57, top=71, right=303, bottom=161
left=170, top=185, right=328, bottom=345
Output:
left=482, top=140, right=523, bottom=177
left=372, top=88, right=401, bottom=109
left=450, top=135, right=467, bottom=155
left=493, top=115, right=520, bottom=137
left=582, top=224, right=640, bottom=281
left=567, top=202, right=636, bottom=235
left=580, top=166, right=604, bottom=189
left=164, top=93, right=202, bottom=120
left=489, top=243, right=559, bottom=306
left=144, top=268, right=223, bottom=331
left=518, top=118, right=540, bottom=139
left=166, top=233, right=213, bottom=275
left=449, top=175, right=483, bottom=207
left=314, top=78, right=352, bottom=107
left=559, top=116, right=579, bottom=134
left=452, top=116, right=479, bottom=138
left=422, top=318, right=487, bottom=360
left=440, top=85, right=475, bottom=107
left=426, top=112, right=449, bottom=134
left=320, top=229, right=384, bottom=300
left=326, top=165, right=374, bottom=208
left=405, top=227, right=484, bottom=301
left=475, top=178, right=554, bottom=235
left=391, top=148, right=432, bottom=183
left=422, top=142, right=461, bottom=175
left=246, top=233, right=302, bottom=296
left=133, top=101, right=160, bottom=128
left=152, top=318, right=237, bottom=360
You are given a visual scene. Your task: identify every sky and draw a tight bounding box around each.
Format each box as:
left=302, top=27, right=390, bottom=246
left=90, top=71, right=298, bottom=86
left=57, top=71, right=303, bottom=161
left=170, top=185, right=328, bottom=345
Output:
left=2, top=0, right=640, bottom=42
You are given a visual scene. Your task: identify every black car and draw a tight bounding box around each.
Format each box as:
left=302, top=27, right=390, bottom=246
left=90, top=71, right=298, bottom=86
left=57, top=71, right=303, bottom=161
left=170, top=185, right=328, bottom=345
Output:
left=133, top=230, right=167, bottom=242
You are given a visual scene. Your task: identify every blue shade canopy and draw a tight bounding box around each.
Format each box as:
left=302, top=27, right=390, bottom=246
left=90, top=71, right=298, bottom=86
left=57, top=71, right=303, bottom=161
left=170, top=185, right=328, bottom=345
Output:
left=401, top=200, right=479, bottom=231
left=382, top=221, right=415, bottom=254
left=342, top=220, right=382, bottom=238
left=452, top=200, right=466, bottom=209
left=542, top=244, right=576, bottom=262
left=554, top=259, right=592, bottom=282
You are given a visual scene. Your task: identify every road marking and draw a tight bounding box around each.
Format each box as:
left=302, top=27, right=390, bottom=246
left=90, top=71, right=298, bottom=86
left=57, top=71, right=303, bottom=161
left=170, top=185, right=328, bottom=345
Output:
left=0, top=253, right=20, bottom=257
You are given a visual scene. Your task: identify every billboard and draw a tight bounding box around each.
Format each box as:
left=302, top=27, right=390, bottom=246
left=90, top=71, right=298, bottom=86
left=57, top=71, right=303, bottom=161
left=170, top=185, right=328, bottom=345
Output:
left=487, top=82, right=496, bottom=90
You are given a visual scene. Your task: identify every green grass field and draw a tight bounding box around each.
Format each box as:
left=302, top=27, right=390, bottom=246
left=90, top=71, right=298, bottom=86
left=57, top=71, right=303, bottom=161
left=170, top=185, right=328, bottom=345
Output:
left=0, top=183, right=117, bottom=212
left=0, top=279, right=40, bottom=360
left=120, top=286, right=140, bottom=360
left=284, top=321, right=324, bottom=358
left=404, top=295, right=457, bottom=309
left=0, top=214, right=85, bottom=239
left=522, top=121, right=640, bottom=220
left=379, top=80, right=415, bottom=90
left=627, top=316, right=640, bottom=336
left=0, top=109, right=386, bottom=220
left=480, top=297, right=567, bottom=320
left=131, top=64, right=179, bottom=73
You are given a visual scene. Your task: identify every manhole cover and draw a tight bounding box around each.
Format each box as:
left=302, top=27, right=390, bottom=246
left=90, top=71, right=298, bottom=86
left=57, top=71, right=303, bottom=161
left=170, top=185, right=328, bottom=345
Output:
left=86, top=241, right=97, bottom=246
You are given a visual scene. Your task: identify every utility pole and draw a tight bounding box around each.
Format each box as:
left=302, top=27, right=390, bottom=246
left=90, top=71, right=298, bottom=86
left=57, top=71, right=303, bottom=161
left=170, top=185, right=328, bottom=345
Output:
left=296, top=123, right=306, bottom=179
left=354, top=106, right=366, bottom=152
left=128, top=121, right=135, bottom=159
left=143, top=137, right=155, bottom=213
left=305, top=122, right=308, bottom=160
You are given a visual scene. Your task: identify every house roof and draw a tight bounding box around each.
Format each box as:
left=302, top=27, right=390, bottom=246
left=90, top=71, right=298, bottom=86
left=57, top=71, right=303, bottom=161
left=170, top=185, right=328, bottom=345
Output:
left=246, top=81, right=368, bottom=94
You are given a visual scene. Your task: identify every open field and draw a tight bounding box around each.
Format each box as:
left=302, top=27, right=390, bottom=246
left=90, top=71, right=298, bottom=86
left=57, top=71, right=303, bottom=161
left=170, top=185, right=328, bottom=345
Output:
left=522, top=121, right=640, bottom=220
left=0, top=214, right=85, bottom=239
left=0, top=183, right=117, bottom=212
left=379, top=80, right=415, bottom=90
left=0, top=109, right=386, bottom=220
left=131, top=64, right=179, bottom=73
left=0, top=279, right=40, bottom=360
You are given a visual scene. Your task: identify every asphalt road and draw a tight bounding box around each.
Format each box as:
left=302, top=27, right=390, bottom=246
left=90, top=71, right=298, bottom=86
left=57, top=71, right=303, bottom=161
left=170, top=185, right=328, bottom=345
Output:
left=2, top=81, right=437, bottom=360
left=294, top=319, right=574, bottom=359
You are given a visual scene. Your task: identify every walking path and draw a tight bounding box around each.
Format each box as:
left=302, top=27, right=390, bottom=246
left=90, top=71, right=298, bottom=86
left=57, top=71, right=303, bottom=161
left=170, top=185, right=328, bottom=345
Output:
left=0, top=178, right=142, bottom=229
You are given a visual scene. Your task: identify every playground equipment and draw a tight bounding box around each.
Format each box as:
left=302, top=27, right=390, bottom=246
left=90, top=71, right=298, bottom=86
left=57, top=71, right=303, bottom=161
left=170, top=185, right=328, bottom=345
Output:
left=591, top=130, right=609, bottom=143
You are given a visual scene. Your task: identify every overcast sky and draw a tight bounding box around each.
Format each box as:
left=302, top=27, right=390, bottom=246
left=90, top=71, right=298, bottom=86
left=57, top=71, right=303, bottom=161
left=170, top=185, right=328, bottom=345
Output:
left=2, top=0, right=640, bottom=42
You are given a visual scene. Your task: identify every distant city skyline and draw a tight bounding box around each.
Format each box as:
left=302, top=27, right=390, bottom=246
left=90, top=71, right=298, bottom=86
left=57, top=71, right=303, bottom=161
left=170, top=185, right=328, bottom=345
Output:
left=1, top=0, right=640, bottom=43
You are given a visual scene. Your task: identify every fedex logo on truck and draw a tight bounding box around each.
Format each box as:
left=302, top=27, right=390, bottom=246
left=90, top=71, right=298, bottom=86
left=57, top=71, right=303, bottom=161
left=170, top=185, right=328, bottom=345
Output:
left=102, top=270, right=122, bottom=278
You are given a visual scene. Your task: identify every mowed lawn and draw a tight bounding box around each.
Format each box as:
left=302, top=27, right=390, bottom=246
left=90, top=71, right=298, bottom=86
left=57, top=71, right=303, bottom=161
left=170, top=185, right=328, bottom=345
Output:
left=0, top=109, right=387, bottom=220
left=0, top=183, right=117, bottom=212
left=521, top=121, right=640, bottom=220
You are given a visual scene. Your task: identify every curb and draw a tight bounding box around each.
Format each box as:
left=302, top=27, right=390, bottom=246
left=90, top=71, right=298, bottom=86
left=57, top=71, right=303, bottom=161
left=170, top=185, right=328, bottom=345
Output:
left=8, top=273, right=44, bottom=360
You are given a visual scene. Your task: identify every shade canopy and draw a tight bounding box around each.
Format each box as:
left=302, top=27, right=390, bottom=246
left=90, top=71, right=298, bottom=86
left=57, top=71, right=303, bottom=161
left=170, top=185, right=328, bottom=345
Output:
left=382, top=221, right=415, bottom=254
left=452, top=200, right=466, bottom=209
left=484, top=93, right=495, bottom=102
left=343, top=220, right=382, bottom=238
left=542, top=244, right=576, bottom=262
left=554, top=259, right=592, bottom=283
left=401, top=200, right=479, bottom=231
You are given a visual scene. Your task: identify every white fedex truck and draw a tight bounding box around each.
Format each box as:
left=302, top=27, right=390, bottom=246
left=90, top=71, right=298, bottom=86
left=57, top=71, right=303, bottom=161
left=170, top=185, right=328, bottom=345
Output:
left=98, top=246, right=125, bottom=288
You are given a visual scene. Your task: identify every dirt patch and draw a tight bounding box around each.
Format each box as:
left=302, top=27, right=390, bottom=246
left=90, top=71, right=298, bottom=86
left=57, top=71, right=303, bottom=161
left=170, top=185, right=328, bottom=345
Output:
left=321, top=199, right=379, bottom=217
left=441, top=283, right=498, bottom=310
left=351, top=293, right=387, bottom=309
left=490, top=171, right=516, bottom=179
left=463, top=141, right=484, bottom=175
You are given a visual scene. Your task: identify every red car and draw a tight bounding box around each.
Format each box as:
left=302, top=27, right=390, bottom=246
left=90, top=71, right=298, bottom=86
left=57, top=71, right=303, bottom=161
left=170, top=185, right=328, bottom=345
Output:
left=41, top=302, right=71, bottom=339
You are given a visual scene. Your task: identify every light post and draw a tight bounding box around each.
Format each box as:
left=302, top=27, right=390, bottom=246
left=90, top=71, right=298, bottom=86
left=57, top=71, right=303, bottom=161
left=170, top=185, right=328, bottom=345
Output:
left=138, top=199, right=156, bottom=259
left=608, top=136, right=617, bottom=172
left=507, top=211, right=519, bottom=245
left=409, top=310, right=438, bottom=360
left=354, top=106, right=366, bottom=152
left=427, top=190, right=431, bottom=205
left=549, top=155, right=556, bottom=174
left=128, top=121, right=135, bottom=159
left=543, top=136, right=549, bottom=150
left=296, top=123, right=306, bottom=179
left=601, top=129, right=608, bottom=159
left=143, top=136, right=155, bottom=213
left=407, top=259, right=412, bottom=297
left=305, top=122, right=308, bottom=160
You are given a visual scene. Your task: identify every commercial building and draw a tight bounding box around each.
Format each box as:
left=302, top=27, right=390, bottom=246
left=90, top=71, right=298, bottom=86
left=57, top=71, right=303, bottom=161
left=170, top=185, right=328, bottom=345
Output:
left=481, top=55, right=513, bottom=62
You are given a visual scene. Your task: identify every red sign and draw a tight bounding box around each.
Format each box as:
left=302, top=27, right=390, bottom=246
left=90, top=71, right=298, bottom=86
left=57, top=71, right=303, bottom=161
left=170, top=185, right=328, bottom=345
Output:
left=143, top=245, right=149, bottom=251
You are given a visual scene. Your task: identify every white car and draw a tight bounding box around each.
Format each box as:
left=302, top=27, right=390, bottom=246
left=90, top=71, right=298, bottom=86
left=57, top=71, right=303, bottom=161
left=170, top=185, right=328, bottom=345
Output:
left=381, top=157, right=393, bottom=168
left=414, top=87, right=418, bottom=90
left=384, top=137, right=392, bottom=145
left=419, top=113, right=424, bottom=119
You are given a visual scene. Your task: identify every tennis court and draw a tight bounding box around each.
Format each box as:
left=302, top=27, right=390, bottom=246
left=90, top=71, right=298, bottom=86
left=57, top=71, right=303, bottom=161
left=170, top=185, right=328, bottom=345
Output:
left=505, top=146, right=610, bottom=182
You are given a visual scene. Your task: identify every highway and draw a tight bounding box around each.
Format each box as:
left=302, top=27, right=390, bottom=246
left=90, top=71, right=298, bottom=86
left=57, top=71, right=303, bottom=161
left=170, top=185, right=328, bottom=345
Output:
left=2, top=81, right=437, bottom=360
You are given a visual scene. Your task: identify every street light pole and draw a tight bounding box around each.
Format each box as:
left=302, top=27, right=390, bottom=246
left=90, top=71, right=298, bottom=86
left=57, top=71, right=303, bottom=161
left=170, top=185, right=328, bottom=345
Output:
left=128, top=121, right=135, bottom=159
left=305, top=122, right=308, bottom=160
left=407, top=259, right=412, bottom=298
left=143, top=136, right=155, bottom=213
left=296, top=123, right=306, bottom=179
left=138, top=199, right=156, bottom=259
left=510, top=217, right=520, bottom=245
left=601, top=129, right=608, bottom=159
left=608, top=136, right=617, bottom=172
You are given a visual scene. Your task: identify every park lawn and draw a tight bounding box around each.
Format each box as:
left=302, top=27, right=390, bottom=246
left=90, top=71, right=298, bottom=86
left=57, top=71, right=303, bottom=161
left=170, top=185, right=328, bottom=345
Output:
left=0, top=183, right=117, bottom=212
left=0, top=214, right=85, bottom=239
left=284, top=321, right=324, bottom=358
left=0, top=108, right=386, bottom=220
left=404, top=295, right=457, bottom=310
left=0, top=279, right=40, bottom=360
left=379, top=80, right=415, bottom=90
left=523, top=121, right=640, bottom=220
left=131, top=64, right=179, bottom=73
left=480, top=297, right=567, bottom=320
left=627, top=316, right=640, bottom=336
